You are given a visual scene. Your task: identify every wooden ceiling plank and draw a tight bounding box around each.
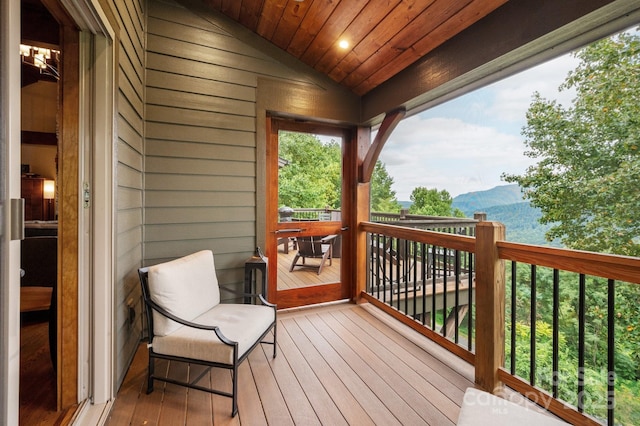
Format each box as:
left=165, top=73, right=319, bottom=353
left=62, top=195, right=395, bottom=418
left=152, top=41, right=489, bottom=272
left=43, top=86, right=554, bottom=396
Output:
left=299, top=0, right=369, bottom=67
left=221, top=0, right=241, bottom=21
left=343, top=0, right=472, bottom=90
left=327, top=0, right=435, bottom=84
left=238, top=0, right=265, bottom=31
left=354, top=0, right=509, bottom=95
left=313, top=0, right=401, bottom=75
left=286, top=0, right=340, bottom=57
left=256, top=0, right=288, bottom=40
left=350, top=0, right=435, bottom=64
left=271, top=0, right=312, bottom=50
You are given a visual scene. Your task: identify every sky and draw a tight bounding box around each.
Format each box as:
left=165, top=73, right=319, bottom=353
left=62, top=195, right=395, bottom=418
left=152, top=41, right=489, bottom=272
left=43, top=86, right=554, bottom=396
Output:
left=377, top=53, right=581, bottom=200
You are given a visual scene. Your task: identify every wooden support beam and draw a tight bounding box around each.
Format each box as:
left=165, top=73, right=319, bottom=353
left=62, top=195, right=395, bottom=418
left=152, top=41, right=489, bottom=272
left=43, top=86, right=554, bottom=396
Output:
left=474, top=221, right=506, bottom=394
left=359, top=107, right=405, bottom=183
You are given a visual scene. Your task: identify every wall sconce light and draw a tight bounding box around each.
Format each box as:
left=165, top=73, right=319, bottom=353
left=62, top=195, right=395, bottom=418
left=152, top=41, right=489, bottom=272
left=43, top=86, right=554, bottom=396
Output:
left=43, top=180, right=55, bottom=220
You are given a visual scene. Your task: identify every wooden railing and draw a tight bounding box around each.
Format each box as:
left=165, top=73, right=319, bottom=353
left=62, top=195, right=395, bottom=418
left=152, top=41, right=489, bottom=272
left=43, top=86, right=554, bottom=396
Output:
left=360, top=221, right=640, bottom=426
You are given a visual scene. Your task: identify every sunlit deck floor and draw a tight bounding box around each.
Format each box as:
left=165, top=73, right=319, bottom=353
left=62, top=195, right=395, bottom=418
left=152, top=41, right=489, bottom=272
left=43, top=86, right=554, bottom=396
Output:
left=106, top=302, right=476, bottom=425
left=276, top=243, right=341, bottom=289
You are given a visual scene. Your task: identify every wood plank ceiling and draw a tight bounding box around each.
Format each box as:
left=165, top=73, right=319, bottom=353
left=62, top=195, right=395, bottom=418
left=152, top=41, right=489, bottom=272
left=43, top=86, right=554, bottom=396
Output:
left=202, top=0, right=509, bottom=95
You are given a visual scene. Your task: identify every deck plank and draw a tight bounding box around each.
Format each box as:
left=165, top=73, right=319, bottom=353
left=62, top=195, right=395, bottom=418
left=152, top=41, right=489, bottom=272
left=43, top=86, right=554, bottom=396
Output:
left=281, top=317, right=377, bottom=425
left=322, top=310, right=457, bottom=424
left=106, top=303, right=477, bottom=425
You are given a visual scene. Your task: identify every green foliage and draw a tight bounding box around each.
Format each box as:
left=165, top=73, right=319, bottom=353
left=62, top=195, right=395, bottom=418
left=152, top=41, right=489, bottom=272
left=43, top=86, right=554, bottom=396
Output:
left=278, top=131, right=342, bottom=209
left=370, top=161, right=402, bottom=213
left=409, top=186, right=464, bottom=217
left=503, top=29, right=640, bottom=256
left=505, top=263, right=640, bottom=423
left=482, top=202, right=561, bottom=246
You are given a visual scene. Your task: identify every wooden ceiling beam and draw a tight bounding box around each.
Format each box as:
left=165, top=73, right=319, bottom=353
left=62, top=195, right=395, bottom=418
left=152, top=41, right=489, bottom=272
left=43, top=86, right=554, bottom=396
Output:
left=359, top=107, right=406, bottom=183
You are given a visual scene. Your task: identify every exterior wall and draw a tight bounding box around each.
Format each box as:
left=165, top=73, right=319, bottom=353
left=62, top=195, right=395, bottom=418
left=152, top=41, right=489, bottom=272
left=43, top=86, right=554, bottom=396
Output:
left=143, top=0, right=358, bottom=296
left=111, top=0, right=146, bottom=388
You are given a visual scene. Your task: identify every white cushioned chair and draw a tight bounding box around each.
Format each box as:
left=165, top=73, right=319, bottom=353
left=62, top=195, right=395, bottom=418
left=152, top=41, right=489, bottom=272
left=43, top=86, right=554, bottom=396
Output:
left=138, top=250, right=277, bottom=417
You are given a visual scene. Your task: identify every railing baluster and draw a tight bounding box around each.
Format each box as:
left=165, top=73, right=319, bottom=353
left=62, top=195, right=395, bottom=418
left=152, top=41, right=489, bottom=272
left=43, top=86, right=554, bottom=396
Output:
left=607, top=278, right=615, bottom=426
left=431, top=244, right=437, bottom=330
left=578, top=273, right=586, bottom=413
left=442, top=249, right=448, bottom=336
left=455, top=249, right=460, bottom=343
left=530, top=264, right=537, bottom=386
left=552, top=268, right=560, bottom=398
left=412, top=241, right=418, bottom=321
left=511, top=261, right=517, bottom=375
left=467, top=252, right=473, bottom=352
left=421, top=243, right=427, bottom=326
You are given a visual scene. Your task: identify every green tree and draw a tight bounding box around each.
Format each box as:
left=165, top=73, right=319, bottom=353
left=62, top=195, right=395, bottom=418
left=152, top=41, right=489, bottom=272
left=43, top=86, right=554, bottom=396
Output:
left=503, top=29, right=640, bottom=256
left=278, top=132, right=341, bottom=209
left=408, top=186, right=464, bottom=217
left=370, top=161, right=402, bottom=213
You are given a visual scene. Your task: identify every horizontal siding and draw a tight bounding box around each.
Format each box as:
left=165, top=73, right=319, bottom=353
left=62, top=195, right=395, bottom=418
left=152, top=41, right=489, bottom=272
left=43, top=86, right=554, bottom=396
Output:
left=143, top=0, right=335, bottom=304
left=144, top=190, right=255, bottom=207
left=112, top=0, right=146, bottom=390
left=145, top=123, right=255, bottom=146
left=145, top=68, right=255, bottom=101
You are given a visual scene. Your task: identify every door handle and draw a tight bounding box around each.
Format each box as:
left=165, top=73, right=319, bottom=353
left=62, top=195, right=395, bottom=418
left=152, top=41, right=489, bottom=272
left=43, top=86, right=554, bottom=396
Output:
left=341, top=226, right=349, bottom=231
left=11, top=198, right=25, bottom=240
left=275, top=228, right=304, bottom=234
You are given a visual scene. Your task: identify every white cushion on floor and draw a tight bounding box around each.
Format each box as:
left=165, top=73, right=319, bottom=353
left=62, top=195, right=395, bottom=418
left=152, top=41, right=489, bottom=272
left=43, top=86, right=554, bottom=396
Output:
left=457, top=387, right=567, bottom=425
left=147, top=250, right=220, bottom=336
left=151, top=303, right=275, bottom=365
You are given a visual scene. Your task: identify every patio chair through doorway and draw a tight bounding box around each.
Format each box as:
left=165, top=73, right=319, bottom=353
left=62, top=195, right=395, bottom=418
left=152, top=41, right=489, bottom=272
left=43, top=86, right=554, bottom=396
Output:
left=289, top=235, right=337, bottom=275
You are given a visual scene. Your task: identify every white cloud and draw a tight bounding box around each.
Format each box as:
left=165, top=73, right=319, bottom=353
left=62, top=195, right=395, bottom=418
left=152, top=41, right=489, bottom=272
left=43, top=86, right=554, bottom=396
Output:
left=377, top=53, right=581, bottom=200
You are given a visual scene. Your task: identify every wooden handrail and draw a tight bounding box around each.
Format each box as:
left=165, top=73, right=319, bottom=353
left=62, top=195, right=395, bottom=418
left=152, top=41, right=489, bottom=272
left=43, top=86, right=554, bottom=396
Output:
left=361, top=221, right=475, bottom=253
left=498, top=241, right=640, bottom=284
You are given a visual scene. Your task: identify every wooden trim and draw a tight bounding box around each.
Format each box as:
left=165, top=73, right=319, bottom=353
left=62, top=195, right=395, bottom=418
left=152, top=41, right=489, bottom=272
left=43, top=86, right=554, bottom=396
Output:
left=361, top=221, right=476, bottom=253
left=361, top=292, right=475, bottom=365
left=359, top=107, right=405, bottom=183
left=266, top=117, right=356, bottom=309
left=21, top=131, right=57, bottom=145
left=498, top=241, right=640, bottom=284
left=474, top=221, right=505, bottom=393
left=353, top=126, right=371, bottom=301
left=275, top=284, right=344, bottom=310
left=57, top=22, right=80, bottom=410
left=498, top=369, right=602, bottom=426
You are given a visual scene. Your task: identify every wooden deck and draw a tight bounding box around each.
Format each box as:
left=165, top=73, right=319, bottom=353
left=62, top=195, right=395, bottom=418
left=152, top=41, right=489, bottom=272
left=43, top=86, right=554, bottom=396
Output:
left=276, top=243, right=341, bottom=290
left=105, top=302, right=475, bottom=425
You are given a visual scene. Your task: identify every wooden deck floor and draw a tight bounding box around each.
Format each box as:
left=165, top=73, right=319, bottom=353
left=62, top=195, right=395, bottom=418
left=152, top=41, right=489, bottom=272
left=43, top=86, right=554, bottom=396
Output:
left=105, top=302, right=474, bottom=425
left=276, top=244, right=341, bottom=290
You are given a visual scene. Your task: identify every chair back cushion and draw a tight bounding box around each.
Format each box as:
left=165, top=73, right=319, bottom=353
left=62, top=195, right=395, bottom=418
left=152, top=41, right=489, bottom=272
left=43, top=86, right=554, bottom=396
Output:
left=147, top=250, right=220, bottom=336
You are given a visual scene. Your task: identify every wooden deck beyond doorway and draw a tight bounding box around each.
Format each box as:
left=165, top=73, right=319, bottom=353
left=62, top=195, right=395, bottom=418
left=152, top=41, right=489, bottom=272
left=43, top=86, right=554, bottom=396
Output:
left=106, top=302, right=475, bottom=425
left=277, top=242, right=341, bottom=289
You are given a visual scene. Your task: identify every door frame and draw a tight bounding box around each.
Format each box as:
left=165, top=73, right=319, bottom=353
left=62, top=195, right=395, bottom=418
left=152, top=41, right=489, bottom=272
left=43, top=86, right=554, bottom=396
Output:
left=1, top=0, right=116, bottom=422
left=265, top=116, right=356, bottom=309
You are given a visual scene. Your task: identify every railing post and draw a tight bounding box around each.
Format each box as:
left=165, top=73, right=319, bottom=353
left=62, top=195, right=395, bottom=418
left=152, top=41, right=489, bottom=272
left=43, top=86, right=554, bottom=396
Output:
left=475, top=221, right=506, bottom=393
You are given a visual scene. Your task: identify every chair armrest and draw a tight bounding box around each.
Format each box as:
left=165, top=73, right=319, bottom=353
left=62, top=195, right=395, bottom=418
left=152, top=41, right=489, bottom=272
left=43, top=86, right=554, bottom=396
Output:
left=320, top=234, right=337, bottom=243
left=146, top=298, right=236, bottom=346
left=219, top=285, right=276, bottom=308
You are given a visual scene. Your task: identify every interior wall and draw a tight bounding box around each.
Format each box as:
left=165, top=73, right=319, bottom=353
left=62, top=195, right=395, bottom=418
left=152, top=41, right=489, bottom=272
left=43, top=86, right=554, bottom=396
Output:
left=21, top=145, right=56, bottom=178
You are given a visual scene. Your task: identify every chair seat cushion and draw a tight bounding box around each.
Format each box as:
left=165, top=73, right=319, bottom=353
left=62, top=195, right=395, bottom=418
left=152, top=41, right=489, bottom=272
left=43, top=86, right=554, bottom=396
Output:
left=151, top=303, right=275, bottom=365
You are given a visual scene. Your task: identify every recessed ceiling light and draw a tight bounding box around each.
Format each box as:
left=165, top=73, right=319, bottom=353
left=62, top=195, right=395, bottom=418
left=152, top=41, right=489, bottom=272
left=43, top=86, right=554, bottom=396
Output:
left=338, top=39, right=349, bottom=49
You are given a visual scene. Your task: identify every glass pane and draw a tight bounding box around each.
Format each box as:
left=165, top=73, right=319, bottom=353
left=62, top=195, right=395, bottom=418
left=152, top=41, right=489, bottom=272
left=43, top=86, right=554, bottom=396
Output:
left=276, top=130, right=342, bottom=289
